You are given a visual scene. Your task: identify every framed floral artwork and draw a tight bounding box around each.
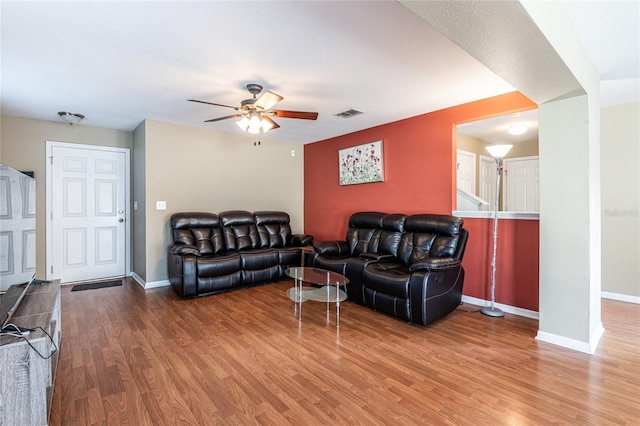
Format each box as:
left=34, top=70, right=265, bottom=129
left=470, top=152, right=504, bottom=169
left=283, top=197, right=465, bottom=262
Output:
left=339, top=140, right=384, bottom=185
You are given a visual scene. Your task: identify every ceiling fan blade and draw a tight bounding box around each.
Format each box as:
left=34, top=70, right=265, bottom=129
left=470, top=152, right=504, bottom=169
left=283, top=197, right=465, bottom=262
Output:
left=188, top=99, right=239, bottom=110
left=261, top=115, right=280, bottom=131
left=204, top=114, right=244, bottom=123
left=255, top=91, right=283, bottom=110
left=274, top=110, right=319, bottom=120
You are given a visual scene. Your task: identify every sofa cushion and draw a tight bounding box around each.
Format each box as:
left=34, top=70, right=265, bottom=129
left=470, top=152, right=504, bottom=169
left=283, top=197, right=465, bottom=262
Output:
left=171, top=212, right=225, bottom=255
left=254, top=211, right=292, bottom=248
left=369, top=213, right=406, bottom=257
left=220, top=210, right=260, bottom=251
left=346, top=211, right=386, bottom=255
left=197, top=273, right=242, bottom=294
left=397, top=232, right=437, bottom=265
left=196, top=252, right=242, bottom=278
left=362, top=262, right=411, bottom=299
left=397, top=214, right=464, bottom=264
left=239, top=249, right=279, bottom=270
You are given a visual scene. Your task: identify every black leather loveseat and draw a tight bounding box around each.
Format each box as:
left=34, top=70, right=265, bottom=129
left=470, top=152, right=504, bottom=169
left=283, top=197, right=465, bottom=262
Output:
left=310, top=212, right=468, bottom=326
left=168, top=210, right=312, bottom=297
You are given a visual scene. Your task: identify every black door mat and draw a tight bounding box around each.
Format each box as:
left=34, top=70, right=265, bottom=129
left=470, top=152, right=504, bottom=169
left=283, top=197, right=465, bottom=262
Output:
left=71, top=280, right=122, bottom=292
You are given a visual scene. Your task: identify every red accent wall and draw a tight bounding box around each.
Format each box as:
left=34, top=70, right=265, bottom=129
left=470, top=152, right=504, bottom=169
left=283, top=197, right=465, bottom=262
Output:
left=304, top=91, right=541, bottom=311
left=462, top=218, right=540, bottom=312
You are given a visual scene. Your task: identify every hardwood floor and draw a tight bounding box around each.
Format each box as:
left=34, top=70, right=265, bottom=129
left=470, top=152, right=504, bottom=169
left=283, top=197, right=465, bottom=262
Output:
left=49, top=278, right=639, bottom=425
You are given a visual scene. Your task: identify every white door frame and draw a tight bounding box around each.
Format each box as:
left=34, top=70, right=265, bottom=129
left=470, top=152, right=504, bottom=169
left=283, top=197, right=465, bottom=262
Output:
left=45, top=141, right=131, bottom=281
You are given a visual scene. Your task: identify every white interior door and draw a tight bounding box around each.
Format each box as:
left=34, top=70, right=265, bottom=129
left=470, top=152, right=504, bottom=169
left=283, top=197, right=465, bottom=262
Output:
left=479, top=155, right=497, bottom=210
left=456, top=150, right=476, bottom=194
left=0, top=166, right=36, bottom=290
left=46, top=142, right=130, bottom=283
left=504, top=156, right=540, bottom=212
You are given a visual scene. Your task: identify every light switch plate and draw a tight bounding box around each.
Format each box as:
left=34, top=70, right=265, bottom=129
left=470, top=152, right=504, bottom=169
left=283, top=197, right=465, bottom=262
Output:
left=156, top=201, right=166, bottom=210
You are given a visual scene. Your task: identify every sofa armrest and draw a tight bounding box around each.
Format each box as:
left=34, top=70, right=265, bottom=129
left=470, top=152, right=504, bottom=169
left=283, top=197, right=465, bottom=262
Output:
left=170, top=244, right=201, bottom=256
left=409, top=257, right=461, bottom=272
left=313, top=241, right=349, bottom=256
left=291, top=233, right=314, bottom=246
left=359, top=252, right=396, bottom=261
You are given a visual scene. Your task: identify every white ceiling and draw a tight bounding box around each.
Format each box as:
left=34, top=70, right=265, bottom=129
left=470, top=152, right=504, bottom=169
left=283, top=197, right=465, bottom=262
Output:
left=1, top=1, right=638, bottom=144
left=457, top=109, right=539, bottom=145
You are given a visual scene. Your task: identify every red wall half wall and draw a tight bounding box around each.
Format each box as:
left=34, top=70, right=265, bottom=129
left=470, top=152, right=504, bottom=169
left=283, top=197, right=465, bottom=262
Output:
left=304, top=91, right=540, bottom=311
left=462, top=218, right=540, bottom=312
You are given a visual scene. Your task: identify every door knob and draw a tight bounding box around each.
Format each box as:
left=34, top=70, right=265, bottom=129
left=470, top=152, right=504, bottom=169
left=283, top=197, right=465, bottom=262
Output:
left=119, top=218, right=124, bottom=222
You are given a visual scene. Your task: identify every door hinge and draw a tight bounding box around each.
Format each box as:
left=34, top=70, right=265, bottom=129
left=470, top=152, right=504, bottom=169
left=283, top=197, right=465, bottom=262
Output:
left=49, top=156, right=53, bottom=165
left=51, top=265, right=53, bottom=274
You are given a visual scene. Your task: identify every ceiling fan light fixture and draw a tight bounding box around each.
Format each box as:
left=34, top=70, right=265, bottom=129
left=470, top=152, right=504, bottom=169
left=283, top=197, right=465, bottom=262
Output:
left=260, top=117, right=274, bottom=132
left=191, top=83, right=318, bottom=134
left=237, top=116, right=249, bottom=131
left=248, top=115, right=262, bottom=134
left=507, top=124, right=527, bottom=135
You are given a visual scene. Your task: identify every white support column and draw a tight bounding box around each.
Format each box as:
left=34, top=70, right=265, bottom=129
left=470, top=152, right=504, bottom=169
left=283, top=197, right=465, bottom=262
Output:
left=536, top=95, right=603, bottom=353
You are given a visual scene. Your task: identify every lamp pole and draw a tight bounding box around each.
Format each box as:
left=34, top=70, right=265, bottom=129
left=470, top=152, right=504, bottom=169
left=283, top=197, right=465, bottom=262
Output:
left=481, top=144, right=512, bottom=318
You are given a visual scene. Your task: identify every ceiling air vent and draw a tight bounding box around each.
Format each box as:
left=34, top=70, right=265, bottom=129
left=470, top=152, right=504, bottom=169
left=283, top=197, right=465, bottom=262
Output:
left=334, top=108, right=364, bottom=118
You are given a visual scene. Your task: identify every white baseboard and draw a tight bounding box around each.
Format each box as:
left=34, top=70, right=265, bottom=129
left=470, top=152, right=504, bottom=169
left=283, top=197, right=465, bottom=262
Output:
left=129, top=272, right=170, bottom=289
left=130, top=272, right=145, bottom=288
left=601, top=291, right=640, bottom=304
left=461, top=295, right=539, bottom=319
left=536, top=322, right=605, bottom=355
left=145, top=279, right=171, bottom=289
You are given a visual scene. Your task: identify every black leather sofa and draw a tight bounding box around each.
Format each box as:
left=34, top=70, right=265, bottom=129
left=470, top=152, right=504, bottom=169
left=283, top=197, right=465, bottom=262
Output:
left=310, top=212, right=468, bottom=326
left=168, top=210, right=312, bottom=297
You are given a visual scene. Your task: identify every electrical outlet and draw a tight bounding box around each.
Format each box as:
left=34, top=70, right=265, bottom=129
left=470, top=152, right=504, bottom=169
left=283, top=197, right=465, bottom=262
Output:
left=156, top=201, right=166, bottom=210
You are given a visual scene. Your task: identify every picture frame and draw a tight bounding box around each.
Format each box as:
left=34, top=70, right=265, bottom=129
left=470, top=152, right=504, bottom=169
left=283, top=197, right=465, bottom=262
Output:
left=338, top=140, right=384, bottom=185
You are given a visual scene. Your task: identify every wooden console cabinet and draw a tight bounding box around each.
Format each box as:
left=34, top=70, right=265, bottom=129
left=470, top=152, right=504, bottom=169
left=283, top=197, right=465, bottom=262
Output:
left=0, top=281, right=61, bottom=425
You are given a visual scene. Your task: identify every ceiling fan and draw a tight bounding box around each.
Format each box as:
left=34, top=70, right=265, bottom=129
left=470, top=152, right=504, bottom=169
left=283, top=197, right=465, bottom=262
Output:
left=189, top=84, right=318, bottom=134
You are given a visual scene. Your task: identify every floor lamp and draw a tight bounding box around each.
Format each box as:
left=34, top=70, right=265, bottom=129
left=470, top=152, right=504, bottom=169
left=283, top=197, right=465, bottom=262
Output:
left=481, top=144, right=512, bottom=317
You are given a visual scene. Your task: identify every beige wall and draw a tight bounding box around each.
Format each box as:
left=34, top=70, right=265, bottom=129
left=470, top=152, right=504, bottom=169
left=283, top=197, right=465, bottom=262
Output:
left=138, top=120, right=305, bottom=283
left=0, top=115, right=133, bottom=279
left=601, top=102, right=640, bottom=298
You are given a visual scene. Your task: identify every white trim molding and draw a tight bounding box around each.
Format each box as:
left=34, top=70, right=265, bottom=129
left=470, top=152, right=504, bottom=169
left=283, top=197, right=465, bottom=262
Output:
left=131, top=272, right=170, bottom=289
left=601, top=291, right=640, bottom=304
left=145, top=279, right=171, bottom=289
left=453, top=210, right=540, bottom=220
left=536, top=323, right=605, bottom=355
left=461, top=295, right=539, bottom=319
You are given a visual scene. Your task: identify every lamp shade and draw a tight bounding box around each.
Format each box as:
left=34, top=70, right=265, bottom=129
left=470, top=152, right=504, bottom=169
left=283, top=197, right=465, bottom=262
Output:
left=260, top=117, right=274, bottom=132
left=486, top=144, right=513, bottom=159
left=236, top=117, right=249, bottom=131
left=247, top=115, right=261, bottom=134
left=237, top=113, right=277, bottom=134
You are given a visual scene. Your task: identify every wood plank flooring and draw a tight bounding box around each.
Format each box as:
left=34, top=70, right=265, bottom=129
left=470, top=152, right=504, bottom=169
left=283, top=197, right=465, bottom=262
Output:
left=49, top=278, right=639, bottom=425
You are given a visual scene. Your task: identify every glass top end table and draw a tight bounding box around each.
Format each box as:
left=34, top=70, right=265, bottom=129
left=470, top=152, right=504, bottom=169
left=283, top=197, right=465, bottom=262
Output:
left=285, top=267, right=349, bottom=327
